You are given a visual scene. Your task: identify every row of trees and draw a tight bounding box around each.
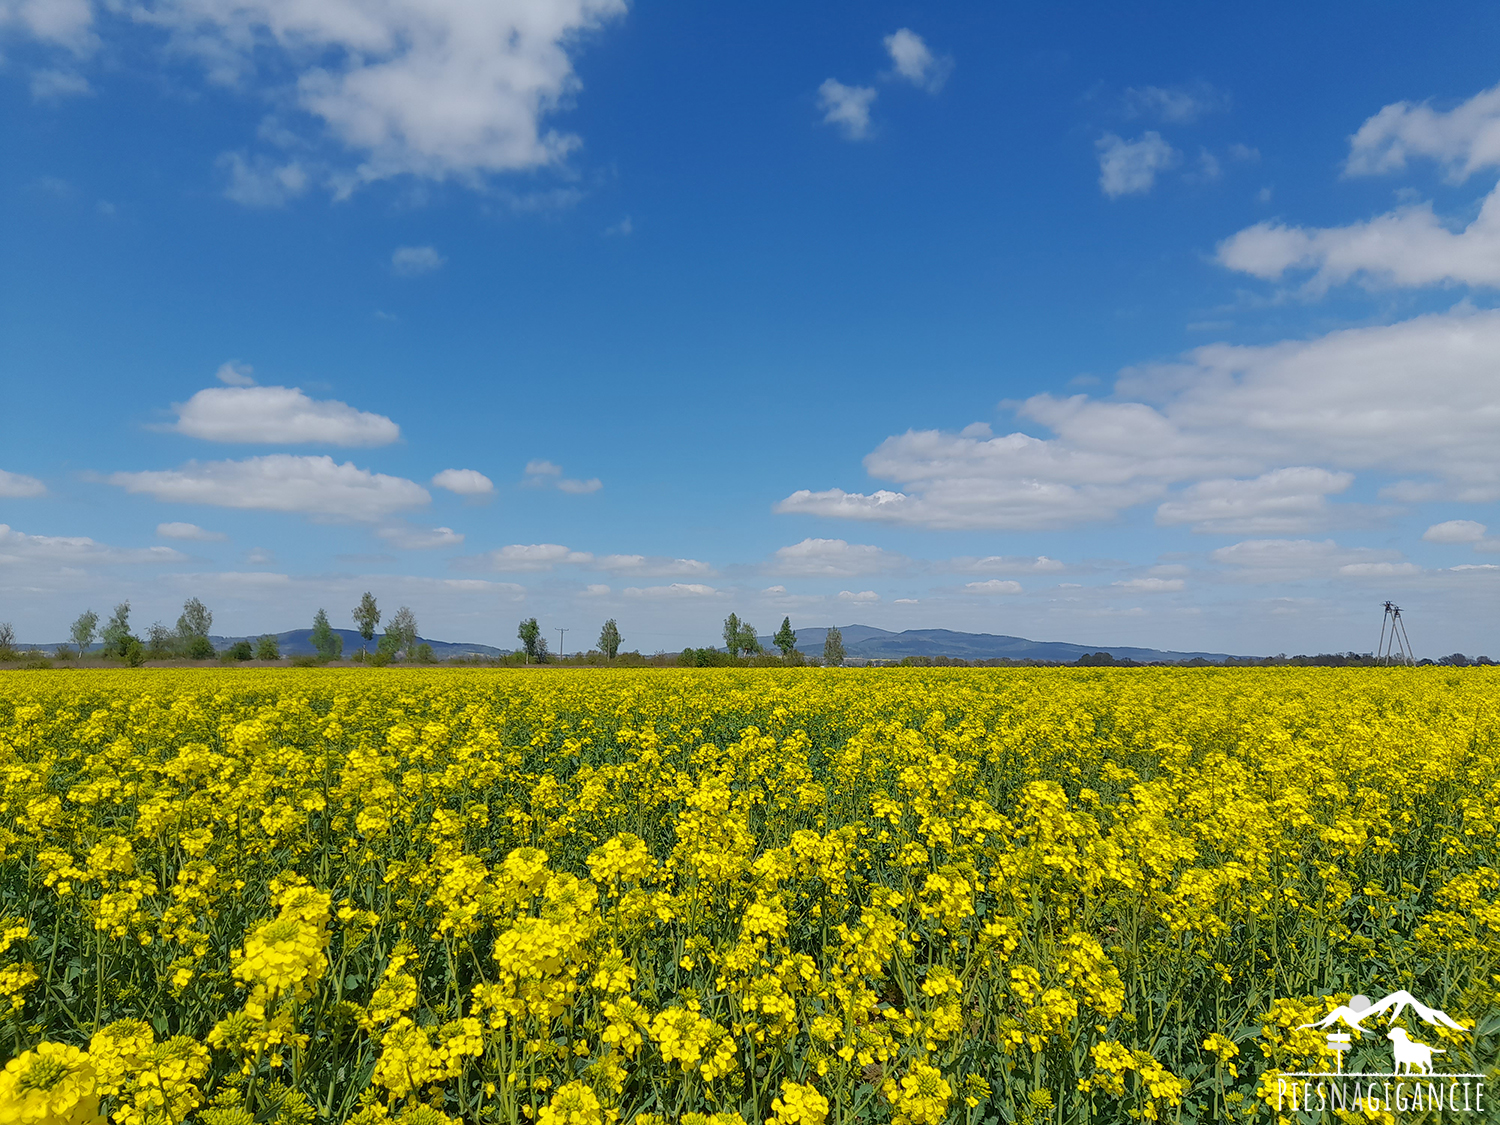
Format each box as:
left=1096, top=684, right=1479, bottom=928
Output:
left=719, top=615, right=844, bottom=664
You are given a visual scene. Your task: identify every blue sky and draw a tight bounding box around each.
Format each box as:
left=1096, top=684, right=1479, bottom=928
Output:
left=5, top=1, right=1500, bottom=656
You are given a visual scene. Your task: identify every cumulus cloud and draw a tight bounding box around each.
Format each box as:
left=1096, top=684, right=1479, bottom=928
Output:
left=1423, top=519, right=1487, bottom=543
left=107, top=455, right=430, bottom=521
left=392, top=245, right=445, bottom=275
left=0, top=470, right=46, bottom=498
left=1155, top=467, right=1356, bottom=533
left=0, top=524, right=185, bottom=566
left=1217, top=186, right=1500, bottom=290
left=32, top=0, right=627, bottom=196
left=964, top=579, right=1022, bottom=595
left=779, top=307, right=1500, bottom=531
left=170, top=385, right=401, bottom=446
left=837, top=589, right=880, bottom=602
left=1096, top=132, right=1178, bottom=197
left=818, top=79, right=877, bottom=140
left=157, top=521, right=227, bottom=541
left=523, top=460, right=600, bottom=493
left=1346, top=82, right=1500, bottom=180
left=432, top=468, right=494, bottom=496
left=883, top=28, right=951, bottom=92
left=1209, top=538, right=1411, bottom=582
left=948, top=555, right=1067, bottom=574
left=1122, top=82, right=1229, bottom=124
left=215, top=360, right=256, bottom=386
left=1112, top=577, right=1185, bottom=592
left=378, top=525, right=464, bottom=549
left=770, top=538, right=905, bottom=577
left=623, top=583, right=719, bottom=599
left=480, top=543, right=593, bottom=571
left=581, top=583, right=610, bottom=596
left=1423, top=519, right=1500, bottom=552
left=596, top=555, right=714, bottom=577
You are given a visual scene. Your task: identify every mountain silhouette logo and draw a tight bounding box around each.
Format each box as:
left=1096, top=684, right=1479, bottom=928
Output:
left=1299, top=991, right=1468, bottom=1035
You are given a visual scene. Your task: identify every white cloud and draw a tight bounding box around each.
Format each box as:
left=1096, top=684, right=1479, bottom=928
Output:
left=170, top=385, right=400, bottom=446
left=581, top=583, right=610, bottom=597
left=838, top=589, right=880, bottom=603
left=215, top=360, right=256, bottom=386
left=1217, top=186, right=1500, bottom=290
left=1123, top=83, right=1228, bottom=124
left=780, top=307, right=1500, bottom=530
left=623, top=583, right=719, bottom=599
left=818, top=79, right=877, bottom=140
left=603, top=216, right=633, bottom=237
left=1096, top=132, right=1178, bottom=197
left=1155, top=467, right=1355, bottom=533
left=1346, top=83, right=1500, bottom=181
left=0, top=470, right=46, bottom=498
left=1423, top=519, right=1487, bottom=543
left=38, top=0, right=627, bottom=196
left=157, top=521, right=227, bottom=541
left=596, top=555, right=714, bottom=577
left=392, top=245, right=445, bottom=275
left=107, top=455, right=430, bottom=521
left=894, top=597, right=919, bottom=604
left=30, top=68, right=90, bottom=99
left=246, top=547, right=275, bottom=564
left=964, top=579, right=1022, bottom=595
left=1112, top=577, right=1185, bottom=592
left=0, top=524, right=185, bottom=566
left=524, top=459, right=600, bottom=493
left=378, top=525, right=463, bottom=549
left=771, top=538, right=905, bottom=577
left=432, top=468, right=494, bottom=496
left=218, top=152, right=309, bottom=207
left=1209, top=538, right=1408, bottom=582
left=0, top=0, right=95, bottom=51
left=883, top=28, right=951, bottom=93
left=482, top=543, right=593, bottom=571
left=949, top=555, right=1066, bottom=574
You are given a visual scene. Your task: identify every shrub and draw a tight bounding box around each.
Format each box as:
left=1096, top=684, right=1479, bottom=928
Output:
left=255, top=635, right=281, bottom=661
left=227, top=641, right=254, bottom=662
left=290, top=655, right=320, bottom=668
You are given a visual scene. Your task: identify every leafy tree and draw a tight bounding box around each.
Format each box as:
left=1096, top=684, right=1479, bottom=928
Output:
left=70, top=610, right=99, bottom=657
left=352, top=592, right=381, bottom=653
left=176, top=597, right=215, bottom=660
left=534, top=635, right=551, bottom=664
left=0, top=623, right=14, bottom=661
left=255, top=634, right=281, bottom=661
left=388, top=606, right=418, bottom=659
left=823, top=626, right=845, bottom=667
left=773, top=617, right=797, bottom=657
left=413, top=642, right=436, bottom=664
left=145, top=622, right=178, bottom=660
left=518, top=618, right=542, bottom=663
left=99, top=602, right=135, bottom=659
left=722, top=613, right=743, bottom=657
left=599, top=619, right=621, bottom=660
left=737, top=621, right=762, bottom=656
left=310, top=608, right=344, bottom=662
left=227, top=640, right=254, bottom=661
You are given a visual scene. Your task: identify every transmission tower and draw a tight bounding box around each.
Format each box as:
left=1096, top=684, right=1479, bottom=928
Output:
left=1377, top=601, right=1414, bottom=666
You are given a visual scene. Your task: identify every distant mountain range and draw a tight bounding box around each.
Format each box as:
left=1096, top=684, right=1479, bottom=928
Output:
left=759, top=625, right=1240, bottom=664
left=30, top=624, right=1241, bottom=664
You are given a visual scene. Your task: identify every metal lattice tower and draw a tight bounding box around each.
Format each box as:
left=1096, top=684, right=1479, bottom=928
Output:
left=1377, top=601, right=1414, bottom=666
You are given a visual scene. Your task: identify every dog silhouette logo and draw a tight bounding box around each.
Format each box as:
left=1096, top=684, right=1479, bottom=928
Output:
left=1388, top=1027, right=1445, bottom=1075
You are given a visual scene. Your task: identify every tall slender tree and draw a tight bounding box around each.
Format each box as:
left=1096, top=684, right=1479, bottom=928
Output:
left=387, top=606, right=418, bottom=659
left=99, top=602, right=134, bottom=658
left=177, top=597, right=215, bottom=659
left=310, top=608, right=344, bottom=661
left=722, top=613, right=743, bottom=657
left=823, top=626, right=845, bottom=667
left=353, top=592, right=381, bottom=654
left=773, top=616, right=797, bottom=657
left=598, top=619, right=621, bottom=660
left=70, top=609, right=99, bottom=657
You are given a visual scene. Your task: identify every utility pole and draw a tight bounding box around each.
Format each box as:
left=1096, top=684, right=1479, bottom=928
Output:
left=1377, top=602, right=1414, bottom=666
left=557, top=628, right=567, bottom=660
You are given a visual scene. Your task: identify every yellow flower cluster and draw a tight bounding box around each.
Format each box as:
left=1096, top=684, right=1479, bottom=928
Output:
left=0, top=666, right=1494, bottom=1125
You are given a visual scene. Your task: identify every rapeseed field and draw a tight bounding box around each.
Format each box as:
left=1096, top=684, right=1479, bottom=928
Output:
left=0, top=668, right=1496, bottom=1124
